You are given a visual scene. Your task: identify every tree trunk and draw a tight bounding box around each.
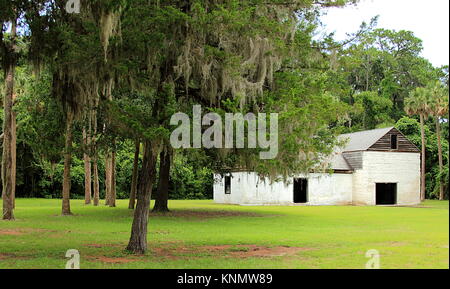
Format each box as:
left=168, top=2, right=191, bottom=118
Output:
left=436, top=118, right=445, bottom=200
left=92, top=109, right=100, bottom=206
left=103, top=79, right=116, bottom=207
left=152, top=148, right=171, bottom=213
left=2, top=18, right=17, bottom=220
left=126, top=141, right=158, bottom=254
left=419, top=114, right=426, bottom=202
left=105, top=149, right=116, bottom=207
left=62, top=110, right=74, bottom=216
left=2, top=60, right=15, bottom=221
left=83, top=127, right=92, bottom=205
left=105, top=151, right=111, bottom=206
left=93, top=155, right=100, bottom=206
left=129, top=140, right=140, bottom=209
left=109, top=150, right=116, bottom=207
left=11, top=93, right=17, bottom=209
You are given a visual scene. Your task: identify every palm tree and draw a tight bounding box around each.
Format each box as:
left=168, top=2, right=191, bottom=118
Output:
left=405, top=87, right=431, bottom=202
left=428, top=82, right=449, bottom=200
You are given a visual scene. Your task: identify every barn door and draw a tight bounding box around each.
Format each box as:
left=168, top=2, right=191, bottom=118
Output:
left=376, top=183, right=397, bottom=205
left=294, top=178, right=308, bottom=203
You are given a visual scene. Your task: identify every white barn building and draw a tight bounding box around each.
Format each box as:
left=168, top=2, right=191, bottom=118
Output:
left=214, top=127, right=421, bottom=206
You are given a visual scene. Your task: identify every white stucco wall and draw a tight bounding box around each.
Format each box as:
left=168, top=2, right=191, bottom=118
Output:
left=351, top=169, right=370, bottom=205
left=352, top=151, right=421, bottom=206
left=213, top=173, right=292, bottom=205
left=214, top=151, right=420, bottom=206
left=308, top=174, right=353, bottom=206
left=213, top=172, right=353, bottom=206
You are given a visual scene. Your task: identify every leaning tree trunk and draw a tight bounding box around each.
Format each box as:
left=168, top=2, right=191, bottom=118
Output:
left=126, top=141, right=159, bottom=254
left=419, top=114, right=426, bottom=202
left=62, top=110, right=74, bottom=216
left=2, top=18, right=17, bottom=220
left=83, top=126, right=92, bottom=205
left=436, top=118, right=445, bottom=200
left=129, top=140, right=140, bottom=209
left=152, top=148, right=171, bottom=213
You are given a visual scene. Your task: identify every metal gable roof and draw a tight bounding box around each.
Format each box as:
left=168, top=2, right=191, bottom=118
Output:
left=330, top=153, right=353, bottom=171
left=339, top=127, right=395, bottom=152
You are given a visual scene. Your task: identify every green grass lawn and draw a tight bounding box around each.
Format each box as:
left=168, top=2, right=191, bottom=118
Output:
left=0, top=199, right=448, bottom=269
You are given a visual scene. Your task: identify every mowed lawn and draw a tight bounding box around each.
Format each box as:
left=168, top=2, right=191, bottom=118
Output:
left=0, top=199, right=448, bottom=269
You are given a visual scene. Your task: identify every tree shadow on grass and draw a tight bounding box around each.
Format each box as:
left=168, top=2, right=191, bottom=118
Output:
left=149, top=209, right=280, bottom=220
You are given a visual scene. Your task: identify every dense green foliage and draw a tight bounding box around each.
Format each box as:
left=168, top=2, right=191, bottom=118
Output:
left=1, top=1, right=448, bottom=202
left=396, top=117, right=449, bottom=198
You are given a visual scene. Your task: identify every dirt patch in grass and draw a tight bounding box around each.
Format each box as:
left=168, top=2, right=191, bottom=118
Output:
left=149, top=210, right=276, bottom=220
left=85, top=255, right=140, bottom=264
left=388, top=242, right=409, bottom=247
left=0, top=253, right=17, bottom=260
left=0, top=229, right=23, bottom=236
left=152, top=247, right=183, bottom=260
left=0, top=228, right=52, bottom=236
left=150, top=244, right=311, bottom=259
left=76, top=244, right=312, bottom=265
left=83, top=243, right=123, bottom=248
left=201, top=245, right=311, bottom=258
left=0, top=253, right=29, bottom=260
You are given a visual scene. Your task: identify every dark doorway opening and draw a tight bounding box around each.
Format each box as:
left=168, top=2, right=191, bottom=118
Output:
left=224, top=176, right=231, bottom=195
left=376, top=183, right=397, bottom=205
left=390, top=134, right=398, bottom=150
left=294, top=178, right=308, bottom=203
